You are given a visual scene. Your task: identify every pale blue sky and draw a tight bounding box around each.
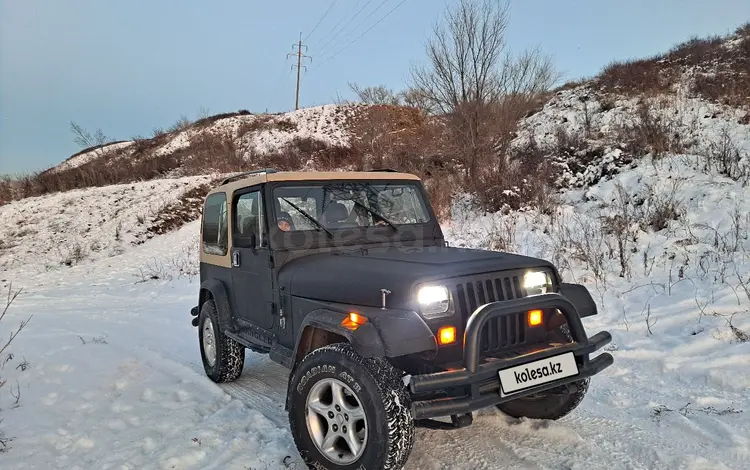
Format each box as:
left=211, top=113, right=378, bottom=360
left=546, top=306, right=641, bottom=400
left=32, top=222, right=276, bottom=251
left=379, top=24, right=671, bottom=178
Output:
left=1, top=0, right=749, bottom=174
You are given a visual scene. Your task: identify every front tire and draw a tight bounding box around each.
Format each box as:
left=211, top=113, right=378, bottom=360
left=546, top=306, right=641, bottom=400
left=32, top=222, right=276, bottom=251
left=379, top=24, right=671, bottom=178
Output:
left=287, top=343, right=415, bottom=470
left=497, top=325, right=589, bottom=420
left=198, top=299, right=245, bottom=383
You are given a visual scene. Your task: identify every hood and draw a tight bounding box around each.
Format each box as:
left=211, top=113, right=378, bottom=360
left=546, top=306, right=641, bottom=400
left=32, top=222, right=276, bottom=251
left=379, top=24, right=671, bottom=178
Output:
left=278, top=246, right=555, bottom=310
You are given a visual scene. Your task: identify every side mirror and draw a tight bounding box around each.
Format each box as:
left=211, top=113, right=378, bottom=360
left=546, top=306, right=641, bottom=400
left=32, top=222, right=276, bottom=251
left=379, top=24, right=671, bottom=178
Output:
left=234, top=232, right=257, bottom=249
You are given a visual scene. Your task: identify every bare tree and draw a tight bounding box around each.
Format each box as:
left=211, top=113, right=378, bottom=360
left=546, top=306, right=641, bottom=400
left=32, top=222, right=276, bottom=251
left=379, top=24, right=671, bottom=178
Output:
left=348, top=83, right=403, bottom=105
left=70, top=121, right=110, bottom=150
left=409, top=0, right=559, bottom=183
left=399, top=87, right=437, bottom=114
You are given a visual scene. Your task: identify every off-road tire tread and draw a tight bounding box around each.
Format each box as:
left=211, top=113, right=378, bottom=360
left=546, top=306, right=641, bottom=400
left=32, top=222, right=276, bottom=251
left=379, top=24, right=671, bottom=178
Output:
left=288, top=342, right=415, bottom=470
left=199, top=299, right=244, bottom=383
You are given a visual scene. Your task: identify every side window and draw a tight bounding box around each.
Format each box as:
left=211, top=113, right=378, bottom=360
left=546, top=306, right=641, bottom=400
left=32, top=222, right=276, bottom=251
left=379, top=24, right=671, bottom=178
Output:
left=202, top=193, right=228, bottom=256
left=234, top=191, right=262, bottom=245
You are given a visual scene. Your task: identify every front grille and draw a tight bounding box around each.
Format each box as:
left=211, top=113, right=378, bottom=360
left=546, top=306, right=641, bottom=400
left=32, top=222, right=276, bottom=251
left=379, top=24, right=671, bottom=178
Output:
left=452, top=271, right=529, bottom=355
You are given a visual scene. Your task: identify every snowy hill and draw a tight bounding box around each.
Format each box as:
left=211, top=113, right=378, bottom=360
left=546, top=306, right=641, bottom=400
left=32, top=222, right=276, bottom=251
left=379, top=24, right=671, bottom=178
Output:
left=53, top=104, right=357, bottom=174
left=1, top=25, right=749, bottom=470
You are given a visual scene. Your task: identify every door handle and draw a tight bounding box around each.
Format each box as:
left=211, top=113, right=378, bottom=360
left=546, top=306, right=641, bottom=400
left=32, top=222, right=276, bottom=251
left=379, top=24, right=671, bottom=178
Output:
left=232, top=250, right=240, bottom=267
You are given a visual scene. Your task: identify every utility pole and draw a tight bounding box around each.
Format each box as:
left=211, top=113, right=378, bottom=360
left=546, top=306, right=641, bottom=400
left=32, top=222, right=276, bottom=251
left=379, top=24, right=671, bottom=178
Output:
left=287, top=32, right=311, bottom=110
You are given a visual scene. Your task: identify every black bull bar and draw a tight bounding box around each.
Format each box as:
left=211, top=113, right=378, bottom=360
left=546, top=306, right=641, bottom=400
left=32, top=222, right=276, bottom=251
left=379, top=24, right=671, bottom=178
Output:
left=409, top=293, right=614, bottom=420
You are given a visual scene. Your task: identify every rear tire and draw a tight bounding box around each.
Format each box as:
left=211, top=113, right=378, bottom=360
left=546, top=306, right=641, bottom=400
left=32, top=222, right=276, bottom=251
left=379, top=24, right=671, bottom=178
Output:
left=287, top=343, right=414, bottom=470
left=198, top=299, right=245, bottom=383
left=496, top=325, right=589, bottom=420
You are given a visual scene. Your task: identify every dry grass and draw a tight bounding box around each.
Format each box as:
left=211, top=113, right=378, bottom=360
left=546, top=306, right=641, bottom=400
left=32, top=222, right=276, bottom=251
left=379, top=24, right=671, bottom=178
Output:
left=142, top=181, right=221, bottom=240
left=594, top=26, right=750, bottom=110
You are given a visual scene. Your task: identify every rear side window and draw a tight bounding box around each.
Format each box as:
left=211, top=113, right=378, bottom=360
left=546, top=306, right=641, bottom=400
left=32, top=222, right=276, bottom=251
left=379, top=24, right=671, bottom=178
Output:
left=234, top=190, right=263, bottom=245
left=202, top=192, right=228, bottom=256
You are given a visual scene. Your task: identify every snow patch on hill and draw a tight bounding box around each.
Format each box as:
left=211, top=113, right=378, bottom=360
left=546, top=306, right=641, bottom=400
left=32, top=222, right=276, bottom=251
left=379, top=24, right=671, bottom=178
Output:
left=55, top=141, right=136, bottom=172
left=249, top=104, right=356, bottom=154
left=512, top=86, right=750, bottom=189
left=49, top=104, right=357, bottom=174
left=0, top=175, right=212, bottom=274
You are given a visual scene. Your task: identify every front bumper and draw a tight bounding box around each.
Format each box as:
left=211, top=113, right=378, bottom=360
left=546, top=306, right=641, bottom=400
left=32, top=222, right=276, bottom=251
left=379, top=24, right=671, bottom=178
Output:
left=408, top=293, right=613, bottom=420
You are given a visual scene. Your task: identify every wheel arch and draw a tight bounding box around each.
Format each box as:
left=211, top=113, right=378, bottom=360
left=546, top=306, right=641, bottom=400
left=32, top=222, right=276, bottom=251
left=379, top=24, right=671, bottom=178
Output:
left=291, top=310, right=386, bottom=367
left=199, top=278, right=234, bottom=331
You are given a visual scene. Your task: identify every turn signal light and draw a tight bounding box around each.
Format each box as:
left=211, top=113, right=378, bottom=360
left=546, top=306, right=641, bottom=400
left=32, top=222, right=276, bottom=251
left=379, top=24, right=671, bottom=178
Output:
left=528, top=309, right=543, bottom=327
left=438, top=325, right=457, bottom=345
left=341, top=312, right=368, bottom=330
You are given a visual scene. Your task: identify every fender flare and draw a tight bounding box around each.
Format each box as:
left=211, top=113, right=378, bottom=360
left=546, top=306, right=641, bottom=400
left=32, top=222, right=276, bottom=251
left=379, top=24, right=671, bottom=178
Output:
left=199, top=279, right=235, bottom=331
left=559, top=283, right=598, bottom=318
left=295, top=309, right=386, bottom=359
left=292, top=304, right=438, bottom=363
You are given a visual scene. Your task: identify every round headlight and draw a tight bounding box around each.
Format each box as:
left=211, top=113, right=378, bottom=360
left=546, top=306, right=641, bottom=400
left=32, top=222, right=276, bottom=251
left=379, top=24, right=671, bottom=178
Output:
left=417, top=285, right=451, bottom=318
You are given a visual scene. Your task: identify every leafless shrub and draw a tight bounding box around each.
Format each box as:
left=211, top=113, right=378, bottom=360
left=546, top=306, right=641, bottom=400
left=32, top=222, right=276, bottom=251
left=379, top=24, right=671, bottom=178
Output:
left=152, top=127, right=166, bottom=139
left=612, top=101, right=683, bottom=158
left=135, top=248, right=199, bottom=284
left=599, top=183, right=639, bottom=278
left=547, top=212, right=608, bottom=285
left=114, top=220, right=123, bottom=242
left=645, top=303, right=656, bottom=336
left=168, top=115, right=192, bottom=133
left=349, top=83, right=403, bottom=105
left=193, top=109, right=251, bottom=129
left=142, top=182, right=218, bottom=239
left=275, top=118, right=298, bottom=132
left=640, top=180, right=685, bottom=232
left=237, top=116, right=275, bottom=136
left=597, top=56, right=675, bottom=95
left=699, top=126, right=749, bottom=184
left=78, top=334, right=108, bottom=345
left=484, top=214, right=518, bottom=252
left=714, top=311, right=749, bottom=343
left=59, top=243, right=87, bottom=267
left=0, top=283, right=31, bottom=450
left=400, top=87, right=438, bottom=115
left=691, top=35, right=750, bottom=109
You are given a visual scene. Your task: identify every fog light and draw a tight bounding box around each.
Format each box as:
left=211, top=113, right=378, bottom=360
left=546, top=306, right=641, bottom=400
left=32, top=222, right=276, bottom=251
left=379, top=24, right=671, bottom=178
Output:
left=438, top=326, right=457, bottom=345
left=528, top=309, right=543, bottom=327
left=341, top=312, right=368, bottom=330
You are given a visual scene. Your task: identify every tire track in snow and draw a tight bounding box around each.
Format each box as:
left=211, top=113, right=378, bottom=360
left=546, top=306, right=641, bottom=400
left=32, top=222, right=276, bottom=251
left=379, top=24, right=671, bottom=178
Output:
left=217, top=353, right=658, bottom=470
left=218, top=352, right=290, bottom=428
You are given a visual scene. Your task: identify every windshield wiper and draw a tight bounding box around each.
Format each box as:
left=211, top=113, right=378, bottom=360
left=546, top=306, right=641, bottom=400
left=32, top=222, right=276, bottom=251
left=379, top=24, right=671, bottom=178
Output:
left=353, top=200, right=398, bottom=232
left=280, top=197, right=333, bottom=238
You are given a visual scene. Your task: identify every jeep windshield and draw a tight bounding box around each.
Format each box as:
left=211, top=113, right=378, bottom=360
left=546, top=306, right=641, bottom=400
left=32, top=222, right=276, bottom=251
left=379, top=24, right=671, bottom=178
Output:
left=272, top=181, right=431, bottom=232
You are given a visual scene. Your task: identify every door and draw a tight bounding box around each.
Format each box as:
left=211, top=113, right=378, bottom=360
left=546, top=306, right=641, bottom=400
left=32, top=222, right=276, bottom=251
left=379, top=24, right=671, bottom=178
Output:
left=230, top=189, right=275, bottom=331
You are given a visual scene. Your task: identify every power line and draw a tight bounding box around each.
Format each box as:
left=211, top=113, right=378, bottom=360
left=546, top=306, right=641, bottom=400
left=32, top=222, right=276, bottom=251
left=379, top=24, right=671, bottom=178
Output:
left=303, top=0, right=338, bottom=43
left=265, top=57, right=293, bottom=112
left=316, top=0, right=392, bottom=60
left=312, top=0, right=408, bottom=72
left=311, top=0, right=366, bottom=51
left=315, top=0, right=373, bottom=56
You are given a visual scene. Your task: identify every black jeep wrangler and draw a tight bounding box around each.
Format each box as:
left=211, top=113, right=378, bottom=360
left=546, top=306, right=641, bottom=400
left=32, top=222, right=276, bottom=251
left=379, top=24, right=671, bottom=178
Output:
left=190, top=169, right=613, bottom=470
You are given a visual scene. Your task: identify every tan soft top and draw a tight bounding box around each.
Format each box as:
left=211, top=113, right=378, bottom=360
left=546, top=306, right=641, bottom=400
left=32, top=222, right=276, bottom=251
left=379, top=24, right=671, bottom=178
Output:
left=209, top=170, right=421, bottom=197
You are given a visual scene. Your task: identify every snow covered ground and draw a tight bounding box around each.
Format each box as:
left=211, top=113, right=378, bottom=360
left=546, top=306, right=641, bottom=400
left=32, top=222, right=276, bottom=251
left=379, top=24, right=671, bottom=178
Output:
left=0, top=175, right=213, bottom=273
left=1, top=154, right=749, bottom=469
